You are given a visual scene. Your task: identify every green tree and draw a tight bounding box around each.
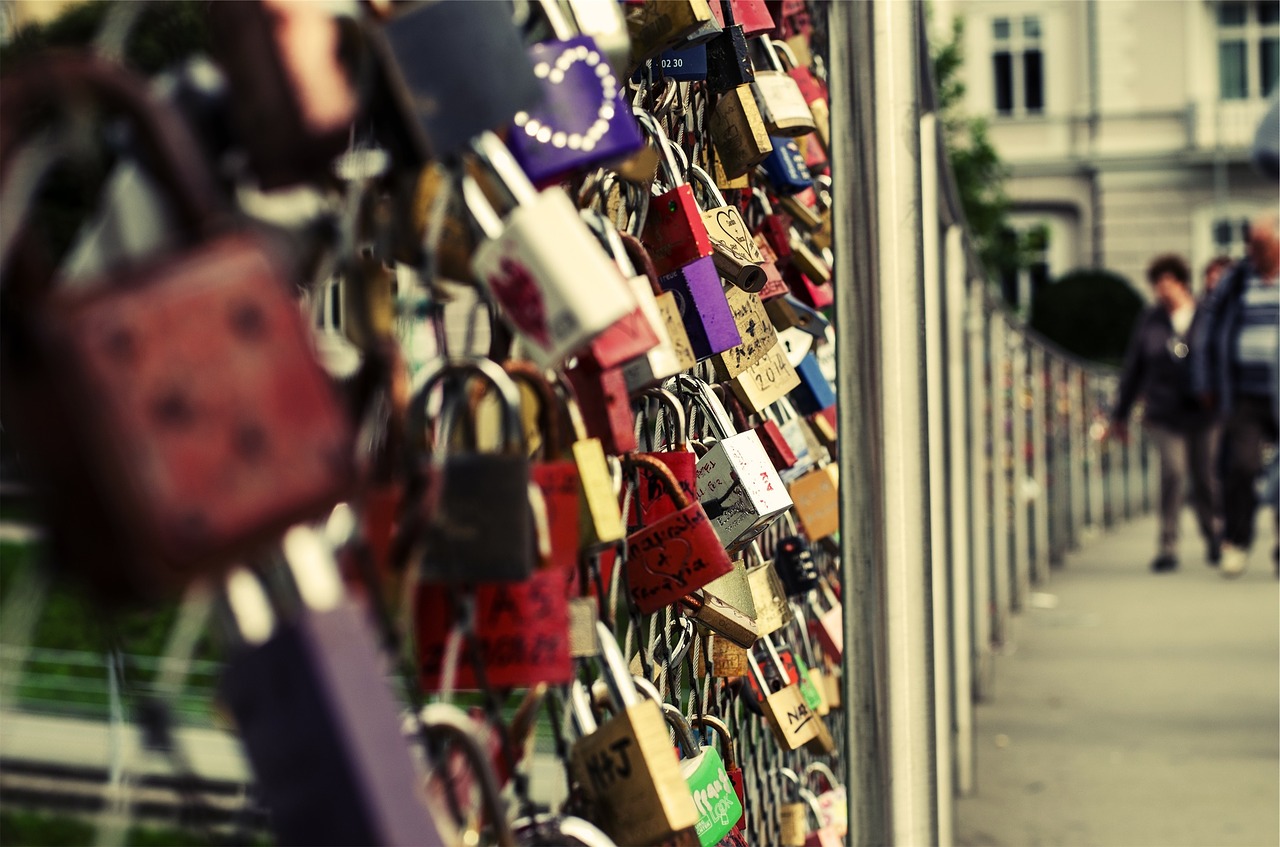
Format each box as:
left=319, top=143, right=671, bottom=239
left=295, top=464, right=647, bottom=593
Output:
left=930, top=15, right=1040, bottom=291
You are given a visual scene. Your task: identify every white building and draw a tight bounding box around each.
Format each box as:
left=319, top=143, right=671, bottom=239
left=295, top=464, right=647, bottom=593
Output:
left=936, top=0, right=1278, bottom=303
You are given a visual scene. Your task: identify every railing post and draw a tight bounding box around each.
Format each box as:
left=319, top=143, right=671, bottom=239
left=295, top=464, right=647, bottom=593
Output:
left=968, top=287, right=994, bottom=699
left=1086, top=374, right=1106, bottom=531
left=990, top=317, right=1012, bottom=636
left=1010, top=337, right=1030, bottom=610
left=1068, top=365, right=1086, bottom=546
left=1030, top=345, right=1050, bottom=583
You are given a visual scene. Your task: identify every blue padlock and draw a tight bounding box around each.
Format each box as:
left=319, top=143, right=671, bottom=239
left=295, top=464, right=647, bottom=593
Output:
left=659, top=43, right=708, bottom=81
left=761, top=136, right=813, bottom=195
left=788, top=351, right=836, bottom=415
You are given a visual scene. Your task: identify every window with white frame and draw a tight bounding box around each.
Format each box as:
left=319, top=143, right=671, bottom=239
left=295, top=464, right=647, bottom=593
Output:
left=1211, top=214, right=1252, bottom=259
left=1217, top=1, right=1279, bottom=100
left=992, top=15, right=1044, bottom=116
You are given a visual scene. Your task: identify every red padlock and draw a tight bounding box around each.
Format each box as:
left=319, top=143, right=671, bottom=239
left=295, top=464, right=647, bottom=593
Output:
left=631, top=388, right=699, bottom=526
left=622, top=454, right=735, bottom=614
left=808, top=578, right=843, bottom=663
left=636, top=111, right=715, bottom=276
left=564, top=359, right=638, bottom=455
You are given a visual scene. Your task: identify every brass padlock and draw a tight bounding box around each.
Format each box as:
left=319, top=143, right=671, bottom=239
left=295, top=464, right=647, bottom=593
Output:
left=712, top=284, right=779, bottom=381
left=709, top=85, right=774, bottom=178
left=707, top=631, right=750, bottom=678
left=625, top=0, right=715, bottom=65
left=745, top=544, right=794, bottom=637
left=750, top=636, right=822, bottom=750
left=568, top=625, right=700, bottom=845
left=778, top=769, right=810, bottom=846
left=730, top=340, right=801, bottom=415
left=680, top=589, right=758, bottom=649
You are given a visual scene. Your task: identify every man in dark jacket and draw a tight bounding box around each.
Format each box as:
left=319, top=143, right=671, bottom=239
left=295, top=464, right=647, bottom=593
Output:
left=1107, top=255, right=1221, bottom=572
left=1190, top=214, right=1279, bottom=577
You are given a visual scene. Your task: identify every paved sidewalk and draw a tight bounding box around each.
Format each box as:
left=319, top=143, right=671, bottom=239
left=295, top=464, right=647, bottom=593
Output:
left=955, top=512, right=1280, bottom=847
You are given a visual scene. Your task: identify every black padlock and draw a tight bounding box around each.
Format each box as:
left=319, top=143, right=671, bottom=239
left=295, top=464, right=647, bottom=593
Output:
left=218, top=528, right=450, bottom=846
left=775, top=533, right=820, bottom=595
left=706, top=0, right=755, bottom=94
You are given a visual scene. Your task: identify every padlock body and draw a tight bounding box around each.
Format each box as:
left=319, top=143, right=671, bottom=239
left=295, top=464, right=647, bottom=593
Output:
left=709, top=632, right=751, bottom=677
left=787, top=464, right=839, bottom=540
left=779, top=802, right=809, bottom=846
left=790, top=352, right=837, bottom=415
left=705, top=24, right=754, bottom=93
left=634, top=450, right=699, bottom=525
left=775, top=535, right=820, bottom=595
left=712, top=286, right=776, bottom=379
left=812, top=602, right=844, bottom=662
left=763, top=683, right=821, bottom=750
left=701, top=205, right=767, bottom=293
left=708, top=85, right=773, bottom=177
left=625, top=502, right=735, bottom=613
left=31, top=234, right=353, bottom=600
left=689, top=591, right=759, bottom=648
left=747, top=560, right=795, bottom=636
left=625, top=0, right=716, bottom=64
left=753, top=419, right=799, bottom=470
left=415, top=571, right=575, bottom=689
left=570, top=701, right=700, bottom=845
left=731, top=341, right=801, bottom=413
left=612, top=274, right=681, bottom=388
left=575, top=437, right=627, bottom=547
left=762, top=136, right=813, bottom=195
left=219, top=605, right=446, bottom=846
left=533, top=461, right=584, bottom=570
left=422, top=453, right=534, bottom=582
left=472, top=189, right=634, bottom=368
left=695, top=432, right=793, bottom=549
left=511, top=35, right=644, bottom=183
left=661, top=43, right=709, bottom=81
left=680, top=748, right=743, bottom=847
left=816, top=787, right=849, bottom=838
left=750, top=70, right=817, bottom=137
left=658, top=257, right=743, bottom=361
left=643, top=184, right=715, bottom=276
left=623, top=290, right=697, bottom=389
left=565, top=360, right=639, bottom=454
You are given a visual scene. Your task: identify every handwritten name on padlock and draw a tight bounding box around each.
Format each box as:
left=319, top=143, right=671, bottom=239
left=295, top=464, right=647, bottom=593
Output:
left=693, top=770, right=740, bottom=840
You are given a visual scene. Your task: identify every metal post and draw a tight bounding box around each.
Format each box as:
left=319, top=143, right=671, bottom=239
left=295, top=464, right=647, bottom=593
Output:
left=829, top=2, right=890, bottom=843
left=1030, top=345, right=1050, bottom=584
left=1011, top=338, right=1031, bottom=607
left=990, top=317, right=1011, bottom=636
left=1086, top=374, right=1106, bottom=531
left=968, top=288, right=994, bottom=701
left=1066, top=361, right=1085, bottom=549
left=944, top=227, right=975, bottom=796
left=870, top=0, right=938, bottom=840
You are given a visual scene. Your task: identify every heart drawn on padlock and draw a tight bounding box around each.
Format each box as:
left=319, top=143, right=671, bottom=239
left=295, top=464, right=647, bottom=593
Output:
left=643, top=533, right=695, bottom=590
left=712, top=210, right=755, bottom=263
left=489, top=256, right=551, bottom=348
left=514, top=43, right=619, bottom=151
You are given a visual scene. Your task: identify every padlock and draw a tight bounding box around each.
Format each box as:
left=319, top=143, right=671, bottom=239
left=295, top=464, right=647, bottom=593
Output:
left=369, top=1, right=542, bottom=159
left=701, top=553, right=757, bottom=624
left=657, top=256, right=743, bottom=363
left=564, top=358, right=639, bottom=455
left=564, top=0, right=634, bottom=75
left=823, top=657, right=844, bottom=710
left=730, top=339, right=802, bottom=415
left=671, top=375, right=792, bottom=550
left=748, top=637, right=821, bottom=750
left=809, top=578, right=844, bottom=663
left=581, top=210, right=662, bottom=370
left=218, top=535, right=451, bottom=846
left=745, top=542, right=794, bottom=636
left=705, top=0, right=755, bottom=94
left=679, top=586, right=758, bottom=648
left=761, top=399, right=812, bottom=473
left=752, top=232, right=791, bottom=300
left=725, top=0, right=776, bottom=36
left=708, top=84, right=774, bottom=177
left=661, top=705, right=744, bottom=847
left=777, top=769, right=809, bottom=847
left=631, top=388, right=701, bottom=526
left=411, top=162, right=479, bottom=283
left=799, top=787, right=843, bottom=847
left=569, top=595, right=603, bottom=658
left=509, top=0, right=645, bottom=184
left=637, top=113, right=715, bottom=277
left=551, top=374, right=628, bottom=549
left=568, top=624, right=700, bottom=845
left=687, top=165, right=767, bottom=294
left=784, top=258, right=833, bottom=312
left=749, top=35, right=816, bottom=137
left=414, top=358, right=535, bottom=582
left=622, top=454, right=735, bottom=614
left=707, top=630, right=751, bottom=678
left=624, top=0, right=716, bottom=66
left=0, top=56, right=354, bottom=602
left=616, top=231, right=693, bottom=390
left=795, top=640, right=831, bottom=717
left=752, top=416, right=799, bottom=472
left=513, top=810, right=618, bottom=847
left=711, top=285, right=778, bottom=380
left=337, top=252, right=396, bottom=351
left=777, top=187, right=825, bottom=232
left=773, top=39, right=831, bottom=150
left=787, top=462, right=839, bottom=541
left=805, top=762, right=849, bottom=840
left=760, top=137, right=813, bottom=196
left=207, top=1, right=356, bottom=189
left=464, top=134, right=636, bottom=368
left=661, top=41, right=710, bottom=81
left=765, top=291, right=829, bottom=338
left=689, top=715, right=747, bottom=836
left=774, top=525, right=820, bottom=596
left=417, top=704, right=520, bottom=846
left=789, top=351, right=837, bottom=415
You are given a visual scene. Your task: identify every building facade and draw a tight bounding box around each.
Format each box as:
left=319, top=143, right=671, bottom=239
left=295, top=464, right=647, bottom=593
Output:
left=937, top=0, right=1278, bottom=303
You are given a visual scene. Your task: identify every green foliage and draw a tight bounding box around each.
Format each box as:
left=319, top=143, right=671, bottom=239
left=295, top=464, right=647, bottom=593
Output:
left=0, top=811, right=271, bottom=847
left=1029, top=269, right=1143, bottom=366
left=930, top=15, right=1039, bottom=288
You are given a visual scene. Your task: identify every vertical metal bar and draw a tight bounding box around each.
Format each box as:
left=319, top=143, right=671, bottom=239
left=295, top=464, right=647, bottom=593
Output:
left=828, top=2, right=890, bottom=843
left=1105, top=378, right=1123, bottom=527
left=1086, top=374, right=1106, bottom=531
left=968, top=288, right=994, bottom=699
left=1011, top=338, right=1030, bottom=608
left=1066, top=361, right=1084, bottom=549
left=1030, top=345, right=1050, bottom=584
left=870, top=0, right=938, bottom=840
left=990, top=317, right=1011, bottom=637
left=920, top=114, right=954, bottom=842
left=945, top=228, right=975, bottom=796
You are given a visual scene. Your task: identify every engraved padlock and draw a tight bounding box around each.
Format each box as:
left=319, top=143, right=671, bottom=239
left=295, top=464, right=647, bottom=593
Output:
left=760, top=136, right=813, bottom=195
left=687, top=164, right=767, bottom=293
left=465, top=132, right=636, bottom=368
left=748, top=35, right=817, bottom=137
left=730, top=338, right=802, bottom=415
left=748, top=636, right=821, bottom=750
left=708, top=83, right=774, bottom=178
left=661, top=705, right=744, bottom=847
left=745, top=541, right=794, bottom=636
left=712, top=285, right=779, bottom=380
left=689, top=715, right=747, bottom=836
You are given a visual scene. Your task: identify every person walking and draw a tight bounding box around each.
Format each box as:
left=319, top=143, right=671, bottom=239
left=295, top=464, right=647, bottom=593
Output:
left=1191, top=214, right=1280, bottom=577
left=1106, top=254, right=1221, bottom=572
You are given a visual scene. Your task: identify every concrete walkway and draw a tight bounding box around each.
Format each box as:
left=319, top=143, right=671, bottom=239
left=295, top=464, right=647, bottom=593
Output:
left=955, top=512, right=1280, bottom=847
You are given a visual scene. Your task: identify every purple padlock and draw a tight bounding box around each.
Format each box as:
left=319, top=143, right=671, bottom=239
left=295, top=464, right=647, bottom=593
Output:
left=508, top=34, right=644, bottom=185
left=658, top=255, right=743, bottom=361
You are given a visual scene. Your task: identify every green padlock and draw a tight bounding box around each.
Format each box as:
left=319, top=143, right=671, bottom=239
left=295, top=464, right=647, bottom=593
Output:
left=660, top=704, right=744, bottom=847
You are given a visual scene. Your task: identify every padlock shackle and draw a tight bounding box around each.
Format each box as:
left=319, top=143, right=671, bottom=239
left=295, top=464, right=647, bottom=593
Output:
left=622, top=453, right=695, bottom=511
left=632, top=108, right=684, bottom=190
left=779, top=765, right=802, bottom=799
left=412, top=357, right=527, bottom=458
left=659, top=703, right=701, bottom=758
left=668, top=374, right=737, bottom=440
left=804, top=761, right=843, bottom=793
left=617, top=231, right=663, bottom=298
left=419, top=704, right=519, bottom=847
left=470, top=130, right=539, bottom=208
left=461, top=174, right=506, bottom=242
left=798, top=787, right=827, bottom=830
left=580, top=209, right=637, bottom=279
left=685, top=164, right=729, bottom=211
left=689, top=714, right=736, bottom=769
left=568, top=678, right=599, bottom=736
left=534, top=0, right=578, bottom=42
left=0, top=54, right=226, bottom=294
left=749, top=186, right=776, bottom=218
left=594, top=619, right=641, bottom=709
left=503, top=360, right=566, bottom=458
left=222, top=567, right=278, bottom=647
left=772, top=39, right=801, bottom=72
left=632, top=674, right=664, bottom=705
left=755, top=34, right=786, bottom=73
left=634, top=387, right=687, bottom=451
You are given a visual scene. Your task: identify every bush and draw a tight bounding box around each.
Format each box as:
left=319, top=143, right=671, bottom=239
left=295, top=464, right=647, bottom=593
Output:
left=1030, top=269, right=1143, bottom=367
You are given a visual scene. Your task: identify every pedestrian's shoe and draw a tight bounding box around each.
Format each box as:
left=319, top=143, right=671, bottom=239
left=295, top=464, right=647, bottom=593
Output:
left=1150, top=553, right=1178, bottom=573
left=1220, top=543, right=1247, bottom=578
left=1207, top=537, right=1222, bottom=566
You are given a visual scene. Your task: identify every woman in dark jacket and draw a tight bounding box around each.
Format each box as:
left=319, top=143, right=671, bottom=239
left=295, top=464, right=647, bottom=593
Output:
left=1105, top=254, right=1221, bottom=571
